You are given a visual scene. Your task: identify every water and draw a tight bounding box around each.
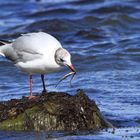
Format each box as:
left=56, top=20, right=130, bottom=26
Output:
left=0, top=0, right=140, bottom=139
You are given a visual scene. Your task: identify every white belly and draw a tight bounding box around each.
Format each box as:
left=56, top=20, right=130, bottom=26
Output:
left=15, top=59, right=62, bottom=74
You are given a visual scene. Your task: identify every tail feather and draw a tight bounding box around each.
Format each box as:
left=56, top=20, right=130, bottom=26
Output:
left=0, top=40, right=12, bottom=45
left=0, top=40, right=12, bottom=57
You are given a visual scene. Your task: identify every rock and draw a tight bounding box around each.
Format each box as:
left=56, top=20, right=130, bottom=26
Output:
left=0, top=89, right=113, bottom=131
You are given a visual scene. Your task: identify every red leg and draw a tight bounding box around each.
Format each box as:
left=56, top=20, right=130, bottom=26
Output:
left=28, top=75, right=35, bottom=99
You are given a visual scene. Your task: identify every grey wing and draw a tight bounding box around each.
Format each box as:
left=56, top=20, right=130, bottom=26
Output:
left=4, top=44, right=42, bottom=64
left=15, top=49, right=43, bottom=63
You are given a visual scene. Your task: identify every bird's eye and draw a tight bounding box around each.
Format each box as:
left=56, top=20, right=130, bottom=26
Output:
left=60, top=58, right=64, bottom=62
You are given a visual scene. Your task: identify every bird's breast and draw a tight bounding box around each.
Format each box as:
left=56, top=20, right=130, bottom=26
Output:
left=15, top=57, right=62, bottom=74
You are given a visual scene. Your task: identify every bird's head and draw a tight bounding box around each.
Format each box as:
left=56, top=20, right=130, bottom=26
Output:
left=55, top=48, right=76, bottom=73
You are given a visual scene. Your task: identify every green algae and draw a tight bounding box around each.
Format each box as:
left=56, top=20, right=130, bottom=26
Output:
left=0, top=113, right=25, bottom=130
left=0, top=90, right=113, bottom=131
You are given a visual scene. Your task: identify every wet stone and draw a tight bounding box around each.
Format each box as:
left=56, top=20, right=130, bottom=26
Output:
left=0, top=89, right=113, bottom=131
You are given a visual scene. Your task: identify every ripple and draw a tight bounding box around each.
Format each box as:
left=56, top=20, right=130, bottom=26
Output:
left=0, top=0, right=140, bottom=139
left=88, top=3, right=139, bottom=14
left=29, top=8, right=78, bottom=18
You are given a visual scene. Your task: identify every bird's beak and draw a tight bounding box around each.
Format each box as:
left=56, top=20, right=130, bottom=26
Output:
left=67, top=65, right=76, bottom=73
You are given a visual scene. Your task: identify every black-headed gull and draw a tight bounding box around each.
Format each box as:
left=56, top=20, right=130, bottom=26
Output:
left=0, top=32, right=76, bottom=99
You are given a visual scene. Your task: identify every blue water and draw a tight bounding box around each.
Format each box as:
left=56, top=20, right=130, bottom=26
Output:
left=0, top=0, right=140, bottom=139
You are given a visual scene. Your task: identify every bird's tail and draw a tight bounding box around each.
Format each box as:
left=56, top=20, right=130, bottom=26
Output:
left=0, top=40, right=11, bottom=57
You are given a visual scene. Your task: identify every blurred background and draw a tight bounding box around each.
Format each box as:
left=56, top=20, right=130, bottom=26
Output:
left=0, top=0, right=140, bottom=139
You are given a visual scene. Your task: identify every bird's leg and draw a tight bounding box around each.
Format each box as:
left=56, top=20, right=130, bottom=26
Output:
left=28, top=75, right=35, bottom=99
left=41, top=74, right=47, bottom=94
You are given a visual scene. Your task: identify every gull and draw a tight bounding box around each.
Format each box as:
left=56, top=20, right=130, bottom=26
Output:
left=0, top=32, right=76, bottom=99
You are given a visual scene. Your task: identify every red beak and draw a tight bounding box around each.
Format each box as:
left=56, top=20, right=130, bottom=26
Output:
left=67, top=65, right=76, bottom=73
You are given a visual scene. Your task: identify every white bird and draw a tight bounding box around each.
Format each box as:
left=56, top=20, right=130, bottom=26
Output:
left=0, top=32, right=76, bottom=99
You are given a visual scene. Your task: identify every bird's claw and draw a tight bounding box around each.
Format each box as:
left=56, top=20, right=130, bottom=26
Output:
left=28, top=95, right=38, bottom=100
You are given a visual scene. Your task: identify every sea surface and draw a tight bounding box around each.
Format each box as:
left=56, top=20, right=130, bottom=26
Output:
left=0, top=0, right=140, bottom=139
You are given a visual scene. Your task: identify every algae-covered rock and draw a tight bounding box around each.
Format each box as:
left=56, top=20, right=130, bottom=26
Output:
left=0, top=89, right=113, bottom=131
